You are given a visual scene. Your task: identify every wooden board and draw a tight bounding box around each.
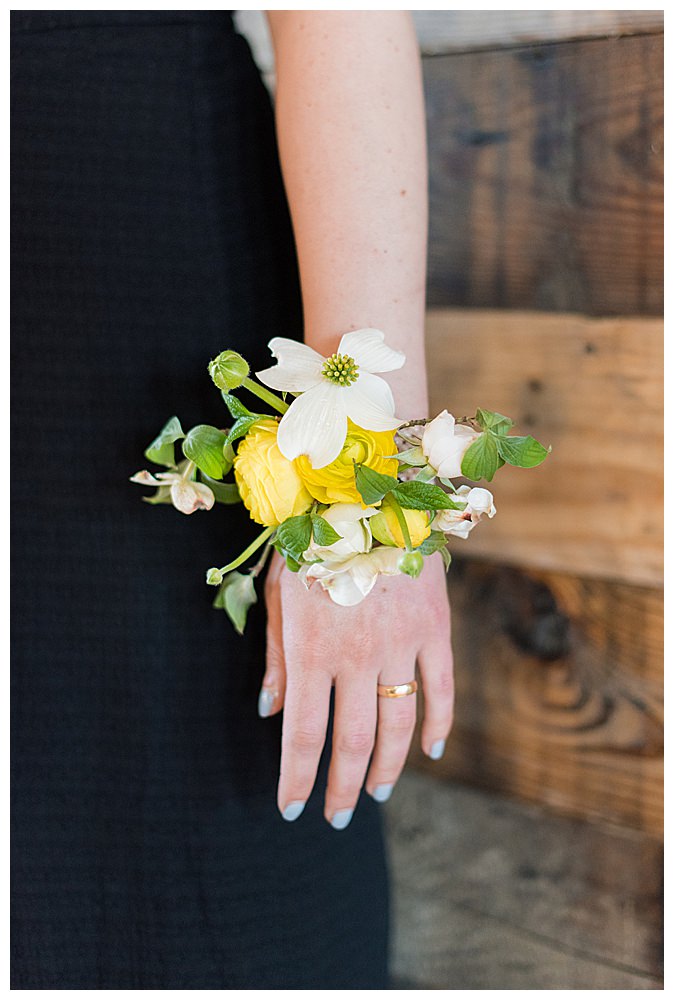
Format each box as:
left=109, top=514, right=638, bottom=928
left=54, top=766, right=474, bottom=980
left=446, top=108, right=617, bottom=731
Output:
left=425, top=33, right=663, bottom=315
left=426, top=309, right=663, bottom=587
left=414, top=10, right=664, bottom=54
left=409, top=559, right=664, bottom=838
left=386, top=772, right=663, bottom=988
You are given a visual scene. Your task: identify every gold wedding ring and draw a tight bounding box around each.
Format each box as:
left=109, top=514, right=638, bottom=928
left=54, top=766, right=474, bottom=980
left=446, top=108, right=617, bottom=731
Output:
left=377, top=681, right=418, bottom=698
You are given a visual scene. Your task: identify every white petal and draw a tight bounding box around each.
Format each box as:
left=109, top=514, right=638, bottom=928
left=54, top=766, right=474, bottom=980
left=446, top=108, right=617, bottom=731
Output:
left=338, top=328, right=406, bottom=373
left=343, top=373, right=401, bottom=432
left=255, top=337, right=324, bottom=392
left=170, top=480, right=215, bottom=514
left=129, top=470, right=167, bottom=486
left=276, top=381, right=348, bottom=468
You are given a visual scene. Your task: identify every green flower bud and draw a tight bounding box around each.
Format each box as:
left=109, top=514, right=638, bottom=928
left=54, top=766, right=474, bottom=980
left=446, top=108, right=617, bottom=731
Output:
left=208, top=350, right=250, bottom=391
left=397, top=550, right=424, bottom=579
left=206, top=567, right=224, bottom=586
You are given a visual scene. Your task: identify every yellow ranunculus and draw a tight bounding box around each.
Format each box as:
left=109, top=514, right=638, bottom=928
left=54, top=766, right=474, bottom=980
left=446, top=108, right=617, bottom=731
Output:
left=295, top=421, right=397, bottom=505
left=233, top=420, right=312, bottom=527
left=370, top=498, right=431, bottom=549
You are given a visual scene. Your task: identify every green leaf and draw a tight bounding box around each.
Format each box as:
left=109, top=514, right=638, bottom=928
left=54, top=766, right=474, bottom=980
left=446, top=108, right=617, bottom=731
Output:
left=144, top=416, right=185, bottom=468
left=182, top=425, right=230, bottom=479
left=460, top=433, right=501, bottom=482
left=475, top=408, right=514, bottom=434
left=354, top=463, right=398, bottom=505
left=395, top=446, right=427, bottom=467
left=284, top=554, right=302, bottom=573
left=311, top=514, right=342, bottom=546
left=212, top=571, right=257, bottom=635
left=392, top=480, right=465, bottom=511
left=276, top=513, right=312, bottom=561
left=494, top=434, right=550, bottom=468
left=418, top=530, right=452, bottom=555
left=199, top=473, right=241, bottom=505
left=208, top=350, right=250, bottom=391
left=225, top=415, right=266, bottom=448
left=141, top=485, right=173, bottom=506
left=440, top=546, right=452, bottom=571
left=221, top=392, right=253, bottom=419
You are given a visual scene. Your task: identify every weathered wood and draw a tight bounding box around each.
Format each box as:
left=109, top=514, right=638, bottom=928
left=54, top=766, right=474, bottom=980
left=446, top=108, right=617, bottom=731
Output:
left=426, top=309, right=663, bottom=587
left=409, top=559, right=664, bottom=837
left=425, top=34, right=663, bottom=315
left=385, top=772, right=663, bottom=988
left=414, top=10, right=664, bottom=54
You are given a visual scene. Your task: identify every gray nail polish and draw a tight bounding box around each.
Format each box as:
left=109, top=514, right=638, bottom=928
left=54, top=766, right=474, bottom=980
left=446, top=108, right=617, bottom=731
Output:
left=372, top=783, right=394, bottom=803
left=330, top=808, right=354, bottom=830
left=430, top=739, right=446, bottom=760
left=258, top=687, right=276, bottom=718
left=282, top=800, right=305, bottom=822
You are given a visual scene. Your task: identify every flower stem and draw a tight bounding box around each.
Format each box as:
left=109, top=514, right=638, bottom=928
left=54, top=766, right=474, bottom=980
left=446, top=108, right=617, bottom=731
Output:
left=241, top=377, right=289, bottom=415
left=218, top=526, right=275, bottom=575
left=250, top=540, right=274, bottom=578
left=386, top=492, right=413, bottom=552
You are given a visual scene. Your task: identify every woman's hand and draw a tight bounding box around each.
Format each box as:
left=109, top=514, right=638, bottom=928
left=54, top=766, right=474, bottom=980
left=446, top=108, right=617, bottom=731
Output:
left=261, top=548, right=454, bottom=828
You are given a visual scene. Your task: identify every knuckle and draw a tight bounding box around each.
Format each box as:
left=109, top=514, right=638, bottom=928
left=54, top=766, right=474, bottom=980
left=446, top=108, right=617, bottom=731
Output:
left=336, top=729, right=375, bottom=758
left=431, top=667, right=455, bottom=699
left=381, top=706, right=416, bottom=737
left=289, top=727, right=325, bottom=755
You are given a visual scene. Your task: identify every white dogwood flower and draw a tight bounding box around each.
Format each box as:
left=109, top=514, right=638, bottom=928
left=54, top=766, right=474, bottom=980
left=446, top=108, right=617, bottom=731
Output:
left=300, top=545, right=404, bottom=607
left=255, top=328, right=405, bottom=469
left=432, top=485, right=496, bottom=538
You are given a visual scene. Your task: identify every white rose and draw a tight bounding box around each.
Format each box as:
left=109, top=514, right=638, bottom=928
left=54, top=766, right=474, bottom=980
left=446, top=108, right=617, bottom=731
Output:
left=432, top=485, right=496, bottom=538
left=421, top=410, right=481, bottom=479
left=303, top=503, right=379, bottom=561
left=300, top=546, right=404, bottom=606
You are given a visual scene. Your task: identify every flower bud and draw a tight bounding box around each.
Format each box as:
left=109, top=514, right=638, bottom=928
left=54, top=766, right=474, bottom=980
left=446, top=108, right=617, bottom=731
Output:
left=206, top=567, right=224, bottom=586
left=397, top=551, right=424, bottom=578
left=208, top=350, right=250, bottom=391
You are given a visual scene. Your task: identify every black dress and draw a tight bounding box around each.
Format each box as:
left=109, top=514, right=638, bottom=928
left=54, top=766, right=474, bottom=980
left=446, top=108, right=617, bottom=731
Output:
left=11, top=11, right=389, bottom=989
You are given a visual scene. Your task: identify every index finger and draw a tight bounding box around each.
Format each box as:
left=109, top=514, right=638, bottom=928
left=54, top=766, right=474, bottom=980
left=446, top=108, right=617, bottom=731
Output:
left=277, top=661, right=333, bottom=821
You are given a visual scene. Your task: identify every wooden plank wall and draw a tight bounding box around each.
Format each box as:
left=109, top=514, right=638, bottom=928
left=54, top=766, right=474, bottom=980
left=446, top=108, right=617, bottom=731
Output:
left=411, top=14, right=663, bottom=838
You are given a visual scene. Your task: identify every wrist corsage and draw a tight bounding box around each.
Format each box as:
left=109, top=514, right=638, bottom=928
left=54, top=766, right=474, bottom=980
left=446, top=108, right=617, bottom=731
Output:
left=131, top=329, right=550, bottom=633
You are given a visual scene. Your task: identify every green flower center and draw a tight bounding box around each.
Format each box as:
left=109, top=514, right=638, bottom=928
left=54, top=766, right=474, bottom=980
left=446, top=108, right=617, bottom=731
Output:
left=321, top=352, right=359, bottom=386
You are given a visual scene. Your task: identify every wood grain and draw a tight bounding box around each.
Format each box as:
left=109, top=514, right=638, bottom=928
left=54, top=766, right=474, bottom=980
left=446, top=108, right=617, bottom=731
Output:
left=409, top=558, right=664, bottom=837
left=414, top=10, right=664, bottom=54
left=425, top=33, right=663, bottom=315
left=426, top=308, right=663, bottom=587
left=386, top=772, right=663, bottom=988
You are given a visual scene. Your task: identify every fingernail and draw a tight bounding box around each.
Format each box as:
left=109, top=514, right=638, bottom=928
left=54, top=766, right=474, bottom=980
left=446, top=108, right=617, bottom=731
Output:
left=258, top=687, right=277, bottom=718
left=330, top=808, right=353, bottom=830
left=282, top=800, right=305, bottom=822
left=429, top=739, right=446, bottom=760
left=372, top=783, right=394, bottom=803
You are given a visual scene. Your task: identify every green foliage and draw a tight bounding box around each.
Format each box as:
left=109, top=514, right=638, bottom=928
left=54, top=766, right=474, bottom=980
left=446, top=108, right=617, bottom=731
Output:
left=460, top=432, right=504, bottom=482
left=144, top=416, right=184, bottom=468
left=354, top=464, right=399, bottom=505
left=212, top=571, right=257, bottom=634
left=494, top=434, right=550, bottom=468
left=310, top=514, right=342, bottom=546
left=417, top=531, right=452, bottom=555
left=225, top=415, right=265, bottom=448
left=182, top=425, right=230, bottom=479
left=199, top=473, right=241, bottom=505
left=276, top=514, right=313, bottom=562
left=392, top=480, right=464, bottom=511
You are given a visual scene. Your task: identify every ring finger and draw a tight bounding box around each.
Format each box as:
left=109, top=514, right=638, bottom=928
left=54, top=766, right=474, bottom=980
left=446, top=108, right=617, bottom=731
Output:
left=365, top=668, right=418, bottom=803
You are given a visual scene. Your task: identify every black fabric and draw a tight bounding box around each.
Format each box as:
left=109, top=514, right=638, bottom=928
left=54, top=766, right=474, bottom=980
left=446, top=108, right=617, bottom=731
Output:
left=11, top=10, right=389, bottom=989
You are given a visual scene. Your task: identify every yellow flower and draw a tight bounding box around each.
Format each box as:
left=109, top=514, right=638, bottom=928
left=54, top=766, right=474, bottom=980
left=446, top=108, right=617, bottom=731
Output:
left=295, top=421, right=397, bottom=505
left=370, top=498, right=431, bottom=548
left=234, top=420, right=312, bottom=527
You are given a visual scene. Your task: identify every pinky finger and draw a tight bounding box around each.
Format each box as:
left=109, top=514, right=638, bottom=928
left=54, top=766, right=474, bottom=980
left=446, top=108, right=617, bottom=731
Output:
left=417, top=634, right=454, bottom=760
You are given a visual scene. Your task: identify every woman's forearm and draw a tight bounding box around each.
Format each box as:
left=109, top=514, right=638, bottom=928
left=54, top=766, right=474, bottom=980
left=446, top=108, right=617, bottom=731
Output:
left=266, top=11, right=429, bottom=419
